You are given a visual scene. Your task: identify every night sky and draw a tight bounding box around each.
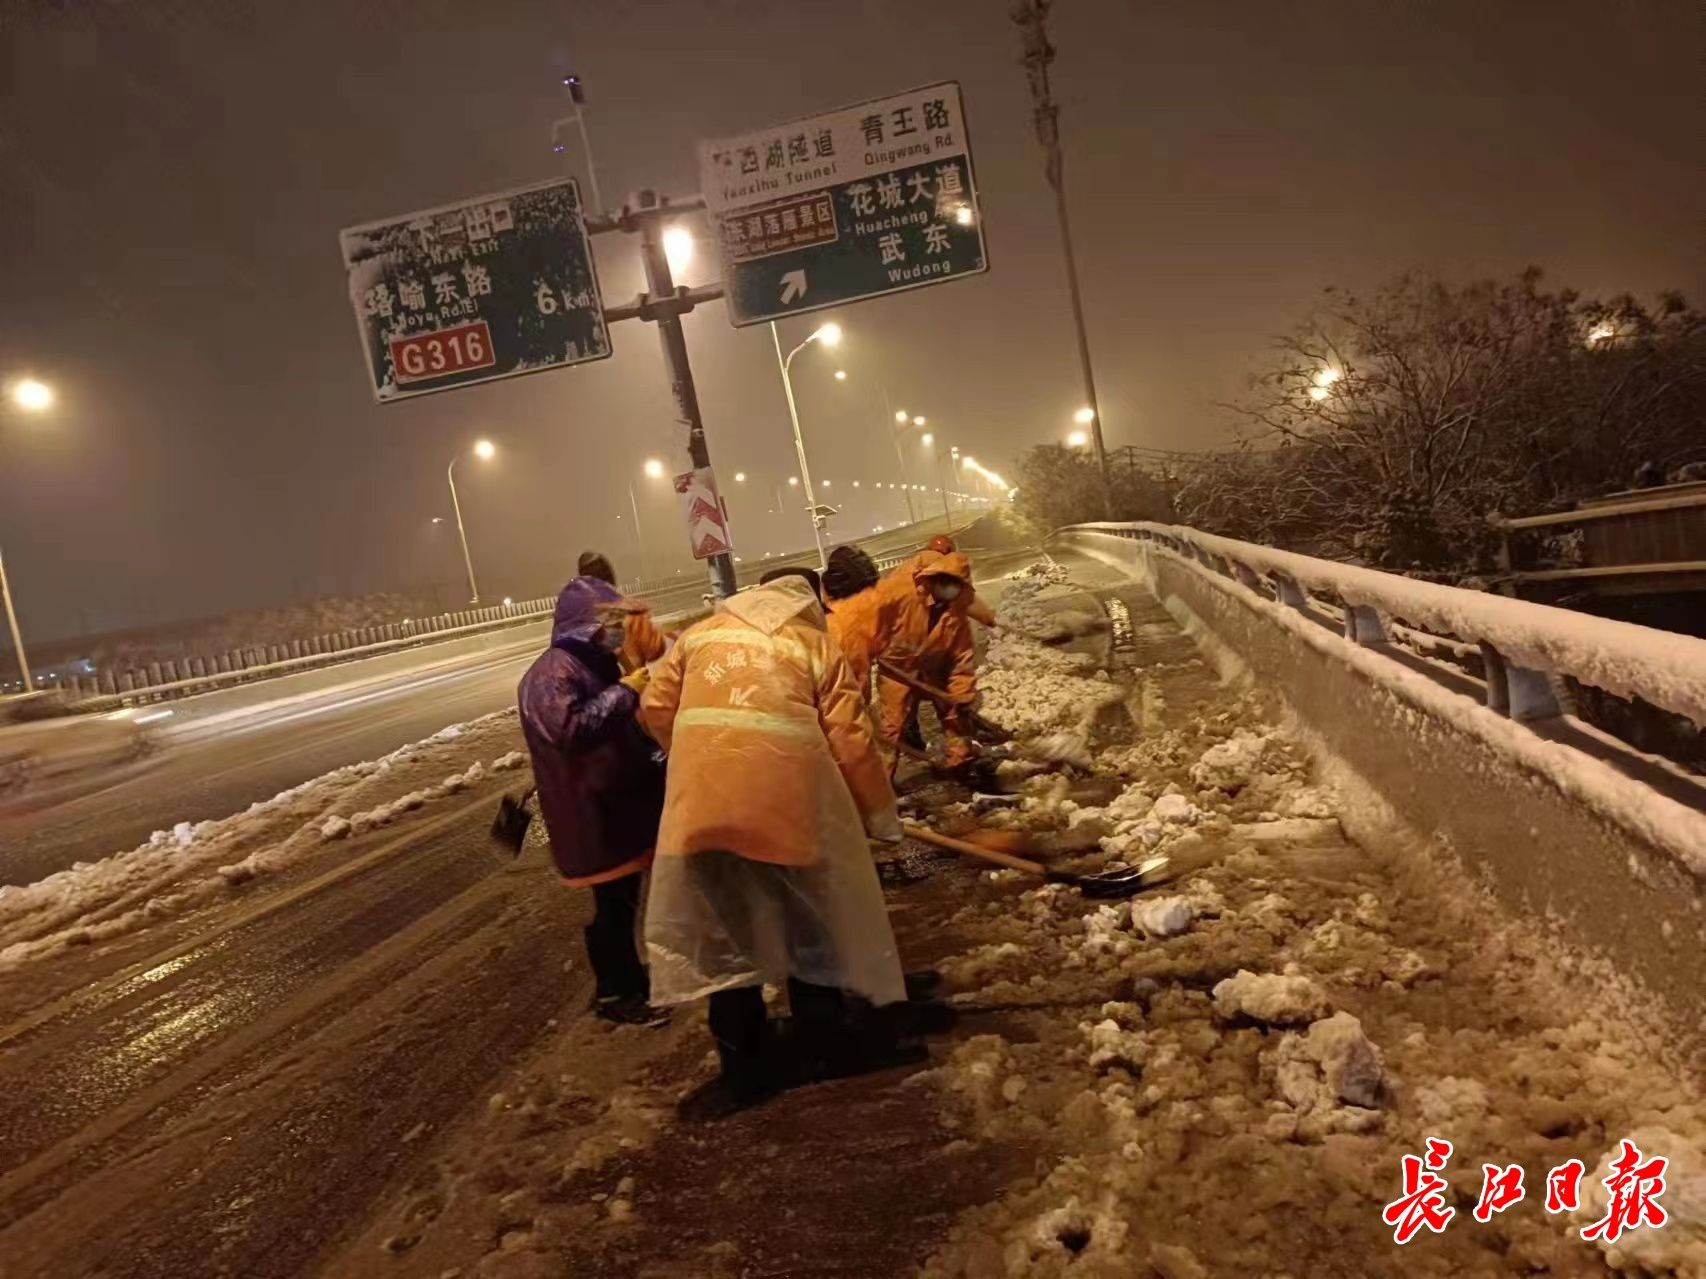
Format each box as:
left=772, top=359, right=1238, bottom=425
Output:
left=1, top=0, right=1701, bottom=640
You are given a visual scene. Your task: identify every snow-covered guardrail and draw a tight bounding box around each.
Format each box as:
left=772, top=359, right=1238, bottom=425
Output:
left=1064, top=522, right=1706, bottom=731
left=1059, top=520, right=1706, bottom=1061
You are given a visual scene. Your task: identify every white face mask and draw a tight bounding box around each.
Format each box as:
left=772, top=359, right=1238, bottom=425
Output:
left=930, top=579, right=964, bottom=603
left=600, top=621, right=626, bottom=651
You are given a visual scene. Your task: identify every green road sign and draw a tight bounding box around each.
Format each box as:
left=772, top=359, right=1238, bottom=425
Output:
left=340, top=178, right=610, bottom=403
left=699, top=82, right=987, bottom=327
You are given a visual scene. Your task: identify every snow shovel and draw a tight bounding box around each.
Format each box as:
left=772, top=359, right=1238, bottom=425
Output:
left=875, top=662, right=1014, bottom=744
left=903, top=823, right=1174, bottom=900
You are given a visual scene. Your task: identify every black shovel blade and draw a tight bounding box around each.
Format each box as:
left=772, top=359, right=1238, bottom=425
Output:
left=1046, top=855, right=1173, bottom=900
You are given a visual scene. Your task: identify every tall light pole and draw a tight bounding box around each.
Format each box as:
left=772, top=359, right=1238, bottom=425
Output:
left=550, top=74, right=604, bottom=214
left=1013, top=0, right=1112, bottom=518
left=888, top=407, right=919, bottom=524
left=920, top=429, right=956, bottom=532
left=626, top=457, right=665, bottom=583
left=771, top=319, right=842, bottom=569
left=1, top=377, right=55, bottom=692
left=447, top=439, right=494, bottom=605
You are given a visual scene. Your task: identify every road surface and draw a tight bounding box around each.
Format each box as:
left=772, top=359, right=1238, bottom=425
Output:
left=0, top=545, right=1058, bottom=1279
left=0, top=516, right=1000, bottom=888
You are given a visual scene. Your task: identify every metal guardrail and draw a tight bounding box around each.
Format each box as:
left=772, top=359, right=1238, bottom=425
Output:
left=1062, top=521, right=1706, bottom=731
left=67, top=598, right=560, bottom=714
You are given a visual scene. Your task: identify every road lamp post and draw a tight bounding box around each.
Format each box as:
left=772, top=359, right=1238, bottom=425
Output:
left=626, top=457, right=666, bottom=584
left=771, top=319, right=842, bottom=569
left=447, top=439, right=494, bottom=605
left=919, top=429, right=956, bottom=532
left=1, top=377, right=56, bottom=691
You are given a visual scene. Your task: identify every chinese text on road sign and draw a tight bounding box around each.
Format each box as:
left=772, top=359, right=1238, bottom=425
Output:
left=675, top=468, right=734, bottom=560
left=340, top=178, right=610, bottom=403
left=698, top=82, right=987, bottom=327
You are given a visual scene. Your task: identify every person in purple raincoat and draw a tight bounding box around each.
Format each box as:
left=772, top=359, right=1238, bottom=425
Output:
left=518, top=576, right=668, bottom=1026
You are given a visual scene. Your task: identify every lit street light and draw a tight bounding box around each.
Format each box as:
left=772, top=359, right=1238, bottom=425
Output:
left=9, top=378, right=54, bottom=414
left=643, top=456, right=666, bottom=479
left=913, top=415, right=926, bottom=427
left=734, top=471, right=747, bottom=482
left=833, top=369, right=847, bottom=381
left=771, top=319, right=844, bottom=568
left=921, top=432, right=934, bottom=446
left=1074, top=406, right=1095, bottom=425
left=663, top=225, right=694, bottom=278
left=1067, top=430, right=1089, bottom=448
left=447, top=439, right=495, bottom=604
left=895, top=409, right=909, bottom=424
left=0, top=377, right=53, bottom=689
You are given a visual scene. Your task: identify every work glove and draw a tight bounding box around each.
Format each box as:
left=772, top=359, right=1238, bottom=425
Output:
left=620, top=666, right=651, bottom=695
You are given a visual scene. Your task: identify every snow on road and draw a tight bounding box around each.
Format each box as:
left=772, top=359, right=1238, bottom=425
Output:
left=909, top=568, right=1705, bottom=1277
left=0, top=710, right=528, bottom=971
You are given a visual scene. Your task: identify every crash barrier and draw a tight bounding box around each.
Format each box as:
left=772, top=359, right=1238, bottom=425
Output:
left=56, top=530, right=947, bottom=713
left=1058, top=521, right=1706, bottom=1064
left=65, top=596, right=560, bottom=713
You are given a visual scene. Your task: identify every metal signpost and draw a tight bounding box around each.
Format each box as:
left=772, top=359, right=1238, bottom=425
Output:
left=340, top=178, right=611, bottom=403
left=698, top=82, right=987, bottom=327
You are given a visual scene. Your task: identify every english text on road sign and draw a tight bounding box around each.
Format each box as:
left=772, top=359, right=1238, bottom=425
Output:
left=698, top=82, right=987, bottom=327
left=674, top=467, right=734, bottom=560
left=340, top=178, right=610, bottom=403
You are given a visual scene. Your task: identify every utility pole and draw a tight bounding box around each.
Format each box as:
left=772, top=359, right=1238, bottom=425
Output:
left=1012, top=0, right=1113, bottom=518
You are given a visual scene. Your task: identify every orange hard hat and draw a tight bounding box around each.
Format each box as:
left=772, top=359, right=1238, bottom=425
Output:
left=928, top=535, right=957, bottom=555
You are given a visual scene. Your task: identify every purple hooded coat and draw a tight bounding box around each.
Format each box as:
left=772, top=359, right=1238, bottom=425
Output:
left=517, top=578, right=666, bottom=885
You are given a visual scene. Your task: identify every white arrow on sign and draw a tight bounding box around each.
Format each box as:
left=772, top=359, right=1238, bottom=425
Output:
left=779, top=269, right=808, bottom=304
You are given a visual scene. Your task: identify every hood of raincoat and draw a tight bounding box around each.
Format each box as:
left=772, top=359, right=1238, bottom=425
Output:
left=912, top=550, right=973, bottom=588
left=724, top=574, right=825, bottom=635
left=552, top=577, right=636, bottom=650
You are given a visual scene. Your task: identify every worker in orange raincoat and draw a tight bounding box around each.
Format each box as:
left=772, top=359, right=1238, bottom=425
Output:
left=874, top=550, right=980, bottom=769
left=578, top=550, right=667, bottom=674
left=898, top=536, right=996, bottom=627
left=639, top=568, right=910, bottom=1106
left=823, top=545, right=887, bottom=694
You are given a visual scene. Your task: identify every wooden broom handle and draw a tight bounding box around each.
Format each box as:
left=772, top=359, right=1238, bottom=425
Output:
left=903, top=822, right=1047, bottom=877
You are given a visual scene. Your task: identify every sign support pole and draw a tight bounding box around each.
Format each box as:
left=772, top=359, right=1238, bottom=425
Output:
left=617, top=191, right=739, bottom=600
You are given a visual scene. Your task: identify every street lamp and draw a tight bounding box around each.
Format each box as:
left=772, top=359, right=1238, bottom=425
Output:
left=629, top=458, right=668, bottom=581
left=9, top=378, right=54, bottom=414
left=1067, top=430, right=1089, bottom=448
left=770, top=319, right=844, bottom=568
left=0, top=377, right=53, bottom=690
left=1074, top=406, right=1095, bottom=425
left=663, top=225, right=694, bottom=279
left=447, top=439, right=494, bottom=604
left=734, top=471, right=747, bottom=482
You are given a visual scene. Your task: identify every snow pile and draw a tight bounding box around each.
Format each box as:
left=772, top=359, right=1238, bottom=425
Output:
left=1575, top=1127, right=1706, bottom=1273
left=1211, top=970, right=1330, bottom=1024
left=1130, top=896, right=1194, bottom=938
left=980, top=563, right=1125, bottom=744
left=1266, top=1011, right=1388, bottom=1140
left=0, top=710, right=519, bottom=971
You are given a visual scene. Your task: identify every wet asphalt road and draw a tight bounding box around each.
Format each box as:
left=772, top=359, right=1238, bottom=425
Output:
left=0, top=799, right=587, bottom=1278
left=0, top=644, right=539, bottom=888
left=0, top=539, right=1052, bottom=1277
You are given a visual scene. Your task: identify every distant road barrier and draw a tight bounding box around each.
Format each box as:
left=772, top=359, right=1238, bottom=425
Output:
left=65, top=596, right=561, bottom=713
left=61, top=531, right=944, bottom=713
left=1059, top=520, right=1706, bottom=1063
